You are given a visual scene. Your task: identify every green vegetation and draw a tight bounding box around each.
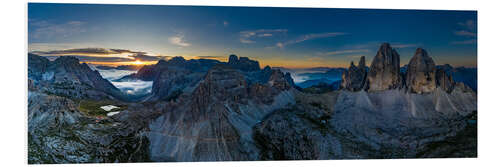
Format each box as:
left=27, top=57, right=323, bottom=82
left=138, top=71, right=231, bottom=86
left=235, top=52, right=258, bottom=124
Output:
left=78, top=100, right=127, bottom=117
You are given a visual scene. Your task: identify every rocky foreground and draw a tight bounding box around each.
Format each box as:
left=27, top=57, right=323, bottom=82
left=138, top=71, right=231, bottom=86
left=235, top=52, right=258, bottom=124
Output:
left=27, top=43, right=477, bottom=163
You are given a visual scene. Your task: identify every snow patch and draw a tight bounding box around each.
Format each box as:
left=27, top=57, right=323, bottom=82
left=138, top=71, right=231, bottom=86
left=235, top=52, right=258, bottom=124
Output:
left=106, top=111, right=120, bottom=117
left=100, top=105, right=120, bottom=111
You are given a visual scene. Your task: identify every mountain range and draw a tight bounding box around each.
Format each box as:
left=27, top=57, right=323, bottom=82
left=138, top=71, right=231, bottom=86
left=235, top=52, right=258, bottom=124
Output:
left=27, top=43, right=477, bottom=163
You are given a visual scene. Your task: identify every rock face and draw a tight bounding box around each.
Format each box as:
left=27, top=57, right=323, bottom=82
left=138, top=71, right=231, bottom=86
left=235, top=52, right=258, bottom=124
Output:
left=119, top=54, right=267, bottom=101
left=436, top=68, right=454, bottom=93
left=367, top=43, right=401, bottom=91
left=253, top=92, right=342, bottom=160
left=254, top=108, right=341, bottom=160
left=150, top=68, right=203, bottom=101
left=329, top=89, right=476, bottom=158
left=341, top=56, right=367, bottom=91
left=437, top=65, right=477, bottom=92
left=28, top=53, right=50, bottom=80
left=147, top=65, right=296, bottom=161
left=27, top=91, right=156, bottom=163
left=268, top=69, right=293, bottom=90
left=406, top=48, right=437, bottom=94
left=342, top=43, right=474, bottom=94
left=120, top=56, right=222, bottom=82
left=228, top=54, right=260, bottom=71
left=142, top=55, right=282, bottom=101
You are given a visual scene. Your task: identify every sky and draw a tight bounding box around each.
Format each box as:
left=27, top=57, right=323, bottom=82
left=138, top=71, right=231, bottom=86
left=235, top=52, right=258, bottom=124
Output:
left=28, top=3, right=477, bottom=68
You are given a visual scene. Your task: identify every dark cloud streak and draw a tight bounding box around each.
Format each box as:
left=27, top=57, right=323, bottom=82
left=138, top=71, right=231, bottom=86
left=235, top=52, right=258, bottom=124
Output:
left=32, top=48, right=145, bottom=55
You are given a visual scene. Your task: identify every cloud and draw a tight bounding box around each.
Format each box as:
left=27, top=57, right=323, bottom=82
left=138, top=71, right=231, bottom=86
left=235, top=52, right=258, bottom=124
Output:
left=451, top=39, right=477, bottom=45
left=32, top=48, right=144, bottom=55
left=111, top=80, right=153, bottom=95
left=40, top=54, right=168, bottom=63
left=392, top=44, right=418, bottom=48
left=452, top=20, right=477, bottom=44
left=223, top=21, right=229, bottom=27
left=275, top=32, right=347, bottom=49
left=130, top=53, right=170, bottom=61
left=258, top=33, right=273, bottom=37
left=458, top=20, right=477, bottom=31
left=276, top=42, right=285, bottom=49
left=46, top=55, right=134, bottom=62
left=317, top=49, right=371, bottom=56
left=240, top=38, right=256, bottom=44
left=239, top=29, right=288, bottom=44
left=454, top=30, right=477, bottom=37
left=168, top=35, right=191, bottom=47
left=30, top=20, right=87, bottom=39
left=346, top=55, right=366, bottom=59
left=30, top=48, right=171, bottom=63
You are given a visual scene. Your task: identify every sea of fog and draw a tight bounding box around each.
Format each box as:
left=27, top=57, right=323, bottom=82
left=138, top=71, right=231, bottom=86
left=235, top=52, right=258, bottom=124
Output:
left=279, top=68, right=332, bottom=83
left=91, top=65, right=153, bottom=96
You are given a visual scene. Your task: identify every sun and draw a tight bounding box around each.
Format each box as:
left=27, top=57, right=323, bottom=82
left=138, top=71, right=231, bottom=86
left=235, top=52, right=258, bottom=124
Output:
left=132, top=60, right=144, bottom=65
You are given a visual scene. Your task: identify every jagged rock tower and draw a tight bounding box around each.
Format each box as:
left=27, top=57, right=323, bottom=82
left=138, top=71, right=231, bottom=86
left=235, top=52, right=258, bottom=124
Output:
left=341, top=56, right=367, bottom=91
left=406, top=48, right=437, bottom=94
left=367, top=43, right=401, bottom=91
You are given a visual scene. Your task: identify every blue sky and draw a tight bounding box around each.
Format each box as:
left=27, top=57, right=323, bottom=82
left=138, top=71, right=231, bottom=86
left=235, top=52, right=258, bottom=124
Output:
left=28, top=3, right=477, bottom=68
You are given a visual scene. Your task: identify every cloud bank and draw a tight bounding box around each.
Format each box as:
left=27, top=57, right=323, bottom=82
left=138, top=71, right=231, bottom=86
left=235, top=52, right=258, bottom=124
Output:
left=30, top=48, right=171, bottom=63
left=95, top=68, right=153, bottom=95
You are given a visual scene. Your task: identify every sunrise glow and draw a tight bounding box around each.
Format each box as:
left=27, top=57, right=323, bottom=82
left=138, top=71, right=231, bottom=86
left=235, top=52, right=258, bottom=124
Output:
left=132, top=60, right=144, bottom=65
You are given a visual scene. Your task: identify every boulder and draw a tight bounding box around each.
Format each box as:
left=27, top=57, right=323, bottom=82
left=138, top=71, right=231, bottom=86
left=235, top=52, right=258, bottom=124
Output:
left=406, top=48, right=437, bottom=94
left=367, top=43, right=401, bottom=91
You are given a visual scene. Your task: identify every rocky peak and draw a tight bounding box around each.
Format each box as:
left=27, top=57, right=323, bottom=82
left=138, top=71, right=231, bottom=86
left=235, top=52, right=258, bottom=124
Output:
left=358, top=56, right=366, bottom=68
left=153, top=56, right=187, bottom=69
left=267, top=69, right=293, bottom=90
left=437, top=64, right=453, bottom=72
left=168, top=56, right=187, bottom=65
left=284, top=72, right=295, bottom=87
left=227, top=54, right=260, bottom=71
left=53, top=56, right=80, bottom=66
left=436, top=68, right=454, bottom=93
left=367, top=43, right=401, bottom=91
left=263, top=65, right=272, bottom=72
left=27, top=54, right=123, bottom=100
left=342, top=56, right=367, bottom=91
left=28, top=53, right=50, bottom=80
left=191, top=65, right=248, bottom=113
left=406, top=48, right=437, bottom=94
left=228, top=54, right=239, bottom=65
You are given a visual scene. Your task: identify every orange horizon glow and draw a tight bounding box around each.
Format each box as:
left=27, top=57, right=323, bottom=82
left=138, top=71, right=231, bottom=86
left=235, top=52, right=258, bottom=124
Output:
left=132, top=60, right=145, bottom=65
left=80, top=56, right=476, bottom=69
left=82, top=61, right=157, bottom=67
